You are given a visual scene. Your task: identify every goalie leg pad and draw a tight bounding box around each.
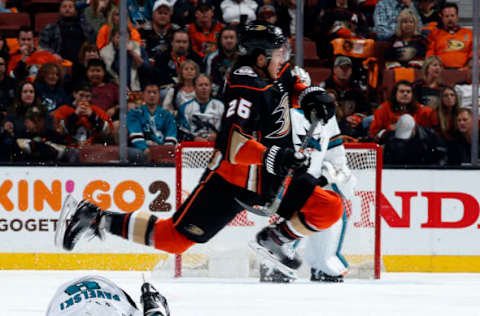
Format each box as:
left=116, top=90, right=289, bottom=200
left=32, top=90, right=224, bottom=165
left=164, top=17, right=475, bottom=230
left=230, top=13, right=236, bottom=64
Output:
left=298, top=186, right=343, bottom=231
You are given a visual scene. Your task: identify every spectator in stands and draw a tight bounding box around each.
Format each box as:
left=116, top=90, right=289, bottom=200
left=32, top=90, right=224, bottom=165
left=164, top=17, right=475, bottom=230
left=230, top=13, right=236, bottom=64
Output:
left=152, top=29, right=204, bottom=87
left=100, top=26, right=152, bottom=91
left=412, top=55, right=445, bottom=108
left=0, top=0, right=12, bottom=12
left=205, top=26, right=239, bottom=97
left=38, top=0, right=96, bottom=64
left=127, top=82, right=177, bottom=161
left=163, top=59, right=200, bottom=113
left=373, top=0, right=422, bottom=41
left=310, top=0, right=369, bottom=60
left=369, top=80, right=433, bottom=142
left=54, top=82, right=113, bottom=147
left=3, top=81, right=46, bottom=139
left=86, top=58, right=119, bottom=118
left=220, top=0, right=257, bottom=25
left=256, top=5, right=278, bottom=26
left=455, top=57, right=480, bottom=109
left=96, top=6, right=142, bottom=50
left=0, top=34, right=9, bottom=57
left=171, top=0, right=197, bottom=27
left=35, top=63, right=69, bottom=113
left=385, top=8, right=427, bottom=69
left=139, top=0, right=179, bottom=59
left=187, top=1, right=224, bottom=58
left=84, top=0, right=117, bottom=35
left=447, top=108, right=478, bottom=165
left=276, top=0, right=298, bottom=38
left=321, top=56, right=371, bottom=129
left=426, top=2, right=472, bottom=69
left=69, top=42, right=101, bottom=91
left=382, top=113, right=447, bottom=165
left=8, top=27, right=58, bottom=82
left=430, top=86, right=460, bottom=140
left=126, top=0, right=156, bottom=28
left=15, top=105, right=75, bottom=163
left=177, top=74, right=224, bottom=142
left=0, top=54, right=16, bottom=112
left=417, top=0, right=440, bottom=26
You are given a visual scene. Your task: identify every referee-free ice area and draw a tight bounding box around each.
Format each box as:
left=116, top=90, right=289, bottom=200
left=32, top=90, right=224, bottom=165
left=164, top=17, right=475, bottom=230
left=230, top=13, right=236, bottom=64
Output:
left=2, top=270, right=478, bottom=316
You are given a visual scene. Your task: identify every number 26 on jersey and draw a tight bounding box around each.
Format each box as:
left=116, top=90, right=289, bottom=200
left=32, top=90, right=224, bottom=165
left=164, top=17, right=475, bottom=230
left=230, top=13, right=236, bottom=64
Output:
left=226, top=98, right=252, bottom=119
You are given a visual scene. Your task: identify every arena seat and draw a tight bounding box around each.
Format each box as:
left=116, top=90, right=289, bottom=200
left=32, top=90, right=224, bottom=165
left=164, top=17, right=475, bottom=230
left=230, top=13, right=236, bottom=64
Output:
left=34, top=12, right=59, bottom=33
left=305, top=67, right=331, bottom=85
left=0, top=12, right=31, bottom=37
left=149, top=145, right=176, bottom=164
left=78, top=145, right=120, bottom=163
left=27, top=0, right=61, bottom=13
left=380, top=68, right=469, bottom=102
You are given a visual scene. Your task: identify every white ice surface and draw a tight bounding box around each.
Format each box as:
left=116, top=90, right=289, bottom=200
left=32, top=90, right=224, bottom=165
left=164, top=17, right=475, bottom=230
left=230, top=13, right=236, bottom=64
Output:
left=2, top=270, right=479, bottom=316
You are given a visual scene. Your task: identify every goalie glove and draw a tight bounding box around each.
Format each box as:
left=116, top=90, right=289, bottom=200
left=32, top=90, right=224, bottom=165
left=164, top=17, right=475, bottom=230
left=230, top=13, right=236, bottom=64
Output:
left=320, top=161, right=357, bottom=199
left=263, top=145, right=308, bottom=176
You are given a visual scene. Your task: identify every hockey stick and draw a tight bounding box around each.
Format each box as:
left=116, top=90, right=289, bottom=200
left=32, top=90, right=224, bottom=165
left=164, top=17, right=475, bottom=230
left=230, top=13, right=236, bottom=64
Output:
left=235, top=110, right=320, bottom=217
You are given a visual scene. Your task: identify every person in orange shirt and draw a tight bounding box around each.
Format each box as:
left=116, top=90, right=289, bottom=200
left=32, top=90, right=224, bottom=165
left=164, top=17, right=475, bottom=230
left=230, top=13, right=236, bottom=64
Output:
left=54, top=82, right=113, bottom=147
left=96, top=6, right=142, bottom=50
left=426, top=2, right=472, bottom=69
left=369, top=80, right=434, bottom=142
left=187, top=0, right=224, bottom=58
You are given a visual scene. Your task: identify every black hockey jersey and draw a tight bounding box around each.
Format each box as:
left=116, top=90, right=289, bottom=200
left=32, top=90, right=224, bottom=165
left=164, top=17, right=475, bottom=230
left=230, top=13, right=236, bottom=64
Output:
left=208, top=62, right=303, bottom=201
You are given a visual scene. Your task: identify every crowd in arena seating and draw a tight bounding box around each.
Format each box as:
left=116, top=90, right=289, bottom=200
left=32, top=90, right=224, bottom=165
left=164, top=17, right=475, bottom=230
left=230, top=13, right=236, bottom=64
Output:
left=0, top=0, right=478, bottom=166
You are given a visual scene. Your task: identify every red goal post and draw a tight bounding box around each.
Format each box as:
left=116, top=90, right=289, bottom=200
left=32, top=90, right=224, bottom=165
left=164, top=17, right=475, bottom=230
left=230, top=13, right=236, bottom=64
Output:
left=174, top=141, right=383, bottom=279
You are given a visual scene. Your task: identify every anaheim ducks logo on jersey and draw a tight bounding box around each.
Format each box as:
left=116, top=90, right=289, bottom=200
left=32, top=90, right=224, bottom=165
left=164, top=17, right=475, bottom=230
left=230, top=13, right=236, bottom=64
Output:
left=266, top=93, right=291, bottom=139
left=446, top=39, right=465, bottom=51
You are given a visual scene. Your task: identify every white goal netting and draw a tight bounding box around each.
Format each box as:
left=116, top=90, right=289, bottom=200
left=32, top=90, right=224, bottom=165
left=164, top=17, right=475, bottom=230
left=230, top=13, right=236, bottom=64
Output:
left=159, top=142, right=382, bottom=279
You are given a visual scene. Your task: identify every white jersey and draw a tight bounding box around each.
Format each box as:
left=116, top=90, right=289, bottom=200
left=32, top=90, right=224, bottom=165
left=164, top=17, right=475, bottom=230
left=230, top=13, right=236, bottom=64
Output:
left=45, top=275, right=140, bottom=316
left=291, top=107, right=352, bottom=277
left=290, top=108, right=348, bottom=178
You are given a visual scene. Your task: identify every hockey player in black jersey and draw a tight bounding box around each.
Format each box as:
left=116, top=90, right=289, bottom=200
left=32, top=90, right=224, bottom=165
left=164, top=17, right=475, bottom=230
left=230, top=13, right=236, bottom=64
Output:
left=55, top=22, right=343, bottom=277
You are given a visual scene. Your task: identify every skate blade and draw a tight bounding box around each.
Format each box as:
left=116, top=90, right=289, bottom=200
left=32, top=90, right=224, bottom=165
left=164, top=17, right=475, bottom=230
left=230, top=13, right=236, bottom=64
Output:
left=248, top=240, right=298, bottom=279
left=54, top=195, right=79, bottom=249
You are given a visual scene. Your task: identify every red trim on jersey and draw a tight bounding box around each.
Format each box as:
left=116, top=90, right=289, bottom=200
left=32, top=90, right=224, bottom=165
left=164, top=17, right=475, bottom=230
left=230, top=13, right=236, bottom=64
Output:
left=229, top=84, right=274, bottom=91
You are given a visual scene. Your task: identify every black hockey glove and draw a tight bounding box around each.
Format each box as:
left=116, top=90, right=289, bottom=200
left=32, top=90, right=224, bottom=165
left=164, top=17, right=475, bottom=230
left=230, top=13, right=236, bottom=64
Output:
left=263, top=145, right=308, bottom=176
left=298, top=86, right=336, bottom=124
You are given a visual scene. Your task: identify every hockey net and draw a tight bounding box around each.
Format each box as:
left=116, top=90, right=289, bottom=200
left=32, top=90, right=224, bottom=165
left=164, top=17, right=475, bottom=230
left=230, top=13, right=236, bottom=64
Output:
left=171, top=141, right=382, bottom=279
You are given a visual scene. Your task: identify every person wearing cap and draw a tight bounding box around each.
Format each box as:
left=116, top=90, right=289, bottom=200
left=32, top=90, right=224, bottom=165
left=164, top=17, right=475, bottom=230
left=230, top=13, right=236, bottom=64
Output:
left=54, top=82, right=113, bottom=147
left=139, top=0, right=180, bottom=58
left=257, top=5, right=278, bottom=25
left=383, top=112, right=447, bottom=165
left=220, top=0, right=257, bottom=25
left=369, top=80, right=435, bottom=144
left=187, top=0, right=225, bottom=58
left=322, top=55, right=371, bottom=137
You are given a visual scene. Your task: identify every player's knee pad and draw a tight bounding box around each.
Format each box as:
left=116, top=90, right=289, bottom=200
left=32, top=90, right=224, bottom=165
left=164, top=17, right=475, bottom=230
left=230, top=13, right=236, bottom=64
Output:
left=299, top=187, right=343, bottom=231
left=153, top=218, right=195, bottom=254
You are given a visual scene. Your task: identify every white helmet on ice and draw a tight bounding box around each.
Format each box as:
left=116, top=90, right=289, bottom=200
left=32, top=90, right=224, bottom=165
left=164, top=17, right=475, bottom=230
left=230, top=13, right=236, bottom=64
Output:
left=69, top=300, right=127, bottom=316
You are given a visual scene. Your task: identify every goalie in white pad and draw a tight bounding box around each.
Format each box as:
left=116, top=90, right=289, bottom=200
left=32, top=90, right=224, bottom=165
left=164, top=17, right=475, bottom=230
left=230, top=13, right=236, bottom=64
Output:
left=260, top=88, right=357, bottom=282
left=45, top=275, right=170, bottom=316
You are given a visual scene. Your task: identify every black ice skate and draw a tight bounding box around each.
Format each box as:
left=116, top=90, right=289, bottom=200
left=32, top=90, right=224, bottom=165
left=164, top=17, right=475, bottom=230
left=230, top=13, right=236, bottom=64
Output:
left=140, top=282, right=170, bottom=316
left=55, top=195, right=105, bottom=251
left=310, top=268, right=344, bottom=283
left=249, top=225, right=302, bottom=278
left=259, top=263, right=294, bottom=283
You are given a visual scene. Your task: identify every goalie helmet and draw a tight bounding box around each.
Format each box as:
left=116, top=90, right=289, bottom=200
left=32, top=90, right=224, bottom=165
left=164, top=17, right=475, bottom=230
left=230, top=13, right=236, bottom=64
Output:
left=238, top=22, right=289, bottom=62
left=298, top=86, right=336, bottom=125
